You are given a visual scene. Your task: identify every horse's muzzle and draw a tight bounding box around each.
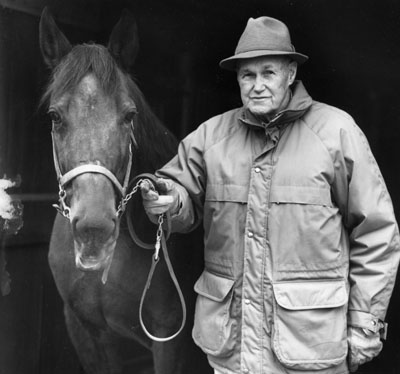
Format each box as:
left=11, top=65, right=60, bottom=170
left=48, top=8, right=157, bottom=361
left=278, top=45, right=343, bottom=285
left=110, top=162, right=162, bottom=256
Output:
left=71, top=212, right=119, bottom=271
left=74, top=240, right=116, bottom=271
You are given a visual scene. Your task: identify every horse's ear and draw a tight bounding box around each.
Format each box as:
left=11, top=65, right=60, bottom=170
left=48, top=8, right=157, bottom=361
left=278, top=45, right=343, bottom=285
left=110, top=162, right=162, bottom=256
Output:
left=39, top=7, right=72, bottom=69
left=108, top=9, right=139, bottom=72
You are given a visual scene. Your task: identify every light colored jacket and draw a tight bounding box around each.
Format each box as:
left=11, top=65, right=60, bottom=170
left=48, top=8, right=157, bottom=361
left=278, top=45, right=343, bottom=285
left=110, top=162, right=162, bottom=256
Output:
left=157, top=81, right=400, bottom=374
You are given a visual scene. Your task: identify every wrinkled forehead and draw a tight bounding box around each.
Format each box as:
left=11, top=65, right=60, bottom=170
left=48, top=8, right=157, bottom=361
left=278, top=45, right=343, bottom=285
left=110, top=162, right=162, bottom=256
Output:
left=237, top=55, right=291, bottom=73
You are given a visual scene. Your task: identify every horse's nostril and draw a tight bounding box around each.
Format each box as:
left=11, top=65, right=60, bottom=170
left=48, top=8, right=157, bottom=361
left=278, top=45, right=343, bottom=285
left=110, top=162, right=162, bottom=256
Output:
left=72, top=214, right=116, bottom=246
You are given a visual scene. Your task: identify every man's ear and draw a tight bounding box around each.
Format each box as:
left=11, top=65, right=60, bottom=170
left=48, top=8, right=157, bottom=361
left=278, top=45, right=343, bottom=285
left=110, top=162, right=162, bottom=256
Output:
left=288, top=61, right=297, bottom=85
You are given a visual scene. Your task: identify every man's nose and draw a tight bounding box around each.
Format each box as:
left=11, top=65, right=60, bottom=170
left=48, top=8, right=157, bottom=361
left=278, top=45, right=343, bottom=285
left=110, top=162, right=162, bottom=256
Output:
left=253, top=75, right=266, bottom=92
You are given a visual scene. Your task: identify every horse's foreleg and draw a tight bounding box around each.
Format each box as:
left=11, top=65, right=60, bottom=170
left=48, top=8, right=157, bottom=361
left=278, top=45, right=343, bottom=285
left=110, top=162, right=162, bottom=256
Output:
left=152, top=334, right=212, bottom=374
left=64, top=305, right=124, bottom=374
left=152, top=339, right=185, bottom=374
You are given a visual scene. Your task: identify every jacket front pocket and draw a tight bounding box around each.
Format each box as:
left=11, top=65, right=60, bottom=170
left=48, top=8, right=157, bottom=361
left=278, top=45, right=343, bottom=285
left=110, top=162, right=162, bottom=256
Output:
left=192, top=270, right=236, bottom=357
left=203, top=183, right=248, bottom=270
left=269, top=185, right=343, bottom=272
left=272, top=279, right=348, bottom=371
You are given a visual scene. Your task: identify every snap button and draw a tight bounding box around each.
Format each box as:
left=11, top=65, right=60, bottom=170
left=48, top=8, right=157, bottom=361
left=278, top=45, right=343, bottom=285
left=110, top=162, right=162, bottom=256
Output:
left=254, top=167, right=261, bottom=173
left=248, top=231, right=253, bottom=238
left=244, top=299, right=251, bottom=305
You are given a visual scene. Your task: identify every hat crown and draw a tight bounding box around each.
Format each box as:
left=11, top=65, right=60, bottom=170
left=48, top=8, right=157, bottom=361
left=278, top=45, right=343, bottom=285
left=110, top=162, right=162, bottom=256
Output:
left=219, top=16, right=308, bottom=71
left=235, top=16, right=294, bottom=54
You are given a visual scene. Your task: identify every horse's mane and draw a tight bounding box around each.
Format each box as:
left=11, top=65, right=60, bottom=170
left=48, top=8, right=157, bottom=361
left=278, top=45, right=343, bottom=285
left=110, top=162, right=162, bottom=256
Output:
left=41, top=43, right=178, bottom=174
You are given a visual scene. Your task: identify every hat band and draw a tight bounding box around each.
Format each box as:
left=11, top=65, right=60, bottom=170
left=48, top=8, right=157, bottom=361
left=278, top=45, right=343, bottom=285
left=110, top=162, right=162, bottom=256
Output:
left=236, top=43, right=295, bottom=54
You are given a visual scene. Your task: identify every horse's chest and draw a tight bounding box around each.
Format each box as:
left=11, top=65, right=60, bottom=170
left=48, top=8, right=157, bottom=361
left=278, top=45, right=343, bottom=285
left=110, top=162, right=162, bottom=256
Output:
left=68, top=276, right=106, bottom=327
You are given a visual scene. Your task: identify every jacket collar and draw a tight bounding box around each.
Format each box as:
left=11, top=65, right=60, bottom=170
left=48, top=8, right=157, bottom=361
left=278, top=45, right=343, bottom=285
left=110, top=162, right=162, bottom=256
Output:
left=239, top=80, right=313, bottom=129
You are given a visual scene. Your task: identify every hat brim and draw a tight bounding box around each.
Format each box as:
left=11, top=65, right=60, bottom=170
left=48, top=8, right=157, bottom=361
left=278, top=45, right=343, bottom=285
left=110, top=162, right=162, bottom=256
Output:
left=219, top=50, right=309, bottom=71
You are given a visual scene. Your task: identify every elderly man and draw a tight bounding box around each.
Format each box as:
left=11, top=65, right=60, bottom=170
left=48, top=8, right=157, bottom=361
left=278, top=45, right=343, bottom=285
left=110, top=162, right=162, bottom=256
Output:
left=141, top=16, right=400, bottom=374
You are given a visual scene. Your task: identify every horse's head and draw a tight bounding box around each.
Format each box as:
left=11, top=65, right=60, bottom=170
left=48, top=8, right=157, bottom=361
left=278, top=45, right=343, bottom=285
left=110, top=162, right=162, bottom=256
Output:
left=40, top=8, right=142, bottom=276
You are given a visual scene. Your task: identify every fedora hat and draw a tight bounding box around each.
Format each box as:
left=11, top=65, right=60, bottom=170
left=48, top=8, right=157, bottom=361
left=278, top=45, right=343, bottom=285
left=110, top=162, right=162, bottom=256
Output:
left=219, top=16, right=308, bottom=71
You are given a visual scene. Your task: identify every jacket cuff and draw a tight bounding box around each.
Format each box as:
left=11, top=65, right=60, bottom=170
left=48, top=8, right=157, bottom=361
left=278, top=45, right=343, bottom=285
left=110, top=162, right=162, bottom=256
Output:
left=169, top=183, right=195, bottom=233
left=348, top=310, right=388, bottom=339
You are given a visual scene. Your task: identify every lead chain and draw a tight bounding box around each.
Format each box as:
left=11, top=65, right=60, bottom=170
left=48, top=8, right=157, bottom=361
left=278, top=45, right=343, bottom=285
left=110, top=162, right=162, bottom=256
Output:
left=118, top=178, right=165, bottom=260
left=154, top=214, right=164, bottom=260
left=116, top=178, right=146, bottom=217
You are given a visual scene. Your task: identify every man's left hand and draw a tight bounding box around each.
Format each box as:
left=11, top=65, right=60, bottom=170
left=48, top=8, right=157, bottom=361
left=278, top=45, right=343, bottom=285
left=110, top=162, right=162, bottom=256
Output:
left=347, top=326, right=383, bottom=372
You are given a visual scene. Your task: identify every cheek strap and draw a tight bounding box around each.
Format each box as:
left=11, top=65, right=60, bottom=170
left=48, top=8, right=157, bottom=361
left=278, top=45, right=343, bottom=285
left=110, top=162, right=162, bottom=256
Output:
left=51, top=131, right=133, bottom=196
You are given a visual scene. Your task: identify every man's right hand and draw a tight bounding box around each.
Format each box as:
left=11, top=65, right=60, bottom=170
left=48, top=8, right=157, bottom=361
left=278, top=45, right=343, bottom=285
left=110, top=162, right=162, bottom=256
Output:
left=140, top=178, right=180, bottom=216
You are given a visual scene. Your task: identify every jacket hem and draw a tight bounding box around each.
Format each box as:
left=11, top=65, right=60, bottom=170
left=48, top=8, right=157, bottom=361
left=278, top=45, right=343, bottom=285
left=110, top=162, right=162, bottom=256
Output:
left=208, top=360, right=237, bottom=374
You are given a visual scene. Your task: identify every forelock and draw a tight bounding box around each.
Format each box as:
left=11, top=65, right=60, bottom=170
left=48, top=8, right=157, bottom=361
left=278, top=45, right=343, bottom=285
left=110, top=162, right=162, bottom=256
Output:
left=41, top=44, right=122, bottom=104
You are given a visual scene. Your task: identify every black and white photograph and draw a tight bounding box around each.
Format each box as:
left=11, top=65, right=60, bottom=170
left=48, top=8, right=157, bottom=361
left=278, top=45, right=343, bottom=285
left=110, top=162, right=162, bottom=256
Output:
left=0, top=0, right=400, bottom=373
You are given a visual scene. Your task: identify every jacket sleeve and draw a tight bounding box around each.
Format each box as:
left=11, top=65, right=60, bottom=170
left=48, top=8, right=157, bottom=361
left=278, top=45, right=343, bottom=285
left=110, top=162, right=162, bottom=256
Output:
left=331, top=118, right=400, bottom=334
left=156, top=125, right=207, bottom=233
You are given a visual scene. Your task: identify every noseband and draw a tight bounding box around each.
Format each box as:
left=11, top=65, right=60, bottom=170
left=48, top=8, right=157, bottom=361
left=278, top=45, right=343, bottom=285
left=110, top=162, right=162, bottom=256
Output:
left=51, top=123, right=136, bottom=219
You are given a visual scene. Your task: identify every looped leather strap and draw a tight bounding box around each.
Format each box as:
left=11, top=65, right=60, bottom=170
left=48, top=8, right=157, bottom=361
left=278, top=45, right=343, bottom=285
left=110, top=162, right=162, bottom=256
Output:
left=126, top=173, right=186, bottom=342
left=139, top=234, right=187, bottom=342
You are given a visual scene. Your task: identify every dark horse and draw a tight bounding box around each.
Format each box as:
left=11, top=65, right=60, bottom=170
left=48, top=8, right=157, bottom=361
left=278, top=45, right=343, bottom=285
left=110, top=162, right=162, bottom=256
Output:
left=39, top=8, right=211, bottom=374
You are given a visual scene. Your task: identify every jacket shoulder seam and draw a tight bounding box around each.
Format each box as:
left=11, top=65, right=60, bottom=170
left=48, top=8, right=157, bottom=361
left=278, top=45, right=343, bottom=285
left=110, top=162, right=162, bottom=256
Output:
left=202, top=110, right=245, bottom=155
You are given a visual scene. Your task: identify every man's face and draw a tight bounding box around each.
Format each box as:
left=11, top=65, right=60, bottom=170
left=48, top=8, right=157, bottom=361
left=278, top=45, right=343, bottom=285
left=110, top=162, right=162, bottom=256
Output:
left=237, top=56, right=297, bottom=120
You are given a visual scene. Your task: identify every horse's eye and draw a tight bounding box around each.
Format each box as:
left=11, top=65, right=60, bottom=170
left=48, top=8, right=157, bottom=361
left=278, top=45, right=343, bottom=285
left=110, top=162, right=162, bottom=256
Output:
left=48, top=110, right=62, bottom=125
left=124, top=110, right=137, bottom=124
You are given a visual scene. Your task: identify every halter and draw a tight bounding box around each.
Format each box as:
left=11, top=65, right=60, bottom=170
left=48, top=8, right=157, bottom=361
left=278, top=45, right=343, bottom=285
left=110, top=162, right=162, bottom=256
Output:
left=51, top=122, right=137, bottom=219
left=50, top=123, right=186, bottom=343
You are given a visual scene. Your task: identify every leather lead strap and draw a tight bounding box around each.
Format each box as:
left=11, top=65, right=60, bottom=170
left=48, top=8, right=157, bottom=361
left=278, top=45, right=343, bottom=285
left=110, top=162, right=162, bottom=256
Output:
left=138, top=234, right=187, bottom=342
left=126, top=173, right=186, bottom=342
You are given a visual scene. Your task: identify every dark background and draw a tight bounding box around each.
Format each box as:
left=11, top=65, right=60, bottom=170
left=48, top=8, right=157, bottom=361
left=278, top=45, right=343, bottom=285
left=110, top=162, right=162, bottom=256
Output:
left=0, top=0, right=399, bottom=373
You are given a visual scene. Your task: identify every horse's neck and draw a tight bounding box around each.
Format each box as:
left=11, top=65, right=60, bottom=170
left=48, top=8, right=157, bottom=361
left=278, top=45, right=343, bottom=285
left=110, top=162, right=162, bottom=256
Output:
left=133, top=104, right=178, bottom=175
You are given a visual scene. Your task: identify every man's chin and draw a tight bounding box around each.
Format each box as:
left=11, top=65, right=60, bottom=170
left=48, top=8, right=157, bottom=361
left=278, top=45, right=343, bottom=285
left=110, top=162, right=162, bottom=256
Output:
left=248, top=108, right=274, bottom=121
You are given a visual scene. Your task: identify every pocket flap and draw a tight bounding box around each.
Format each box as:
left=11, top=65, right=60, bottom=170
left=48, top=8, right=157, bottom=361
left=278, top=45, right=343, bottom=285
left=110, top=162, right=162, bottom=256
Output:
left=270, top=186, right=332, bottom=207
left=205, top=184, right=248, bottom=203
left=194, top=270, right=235, bottom=302
left=273, top=279, right=347, bottom=310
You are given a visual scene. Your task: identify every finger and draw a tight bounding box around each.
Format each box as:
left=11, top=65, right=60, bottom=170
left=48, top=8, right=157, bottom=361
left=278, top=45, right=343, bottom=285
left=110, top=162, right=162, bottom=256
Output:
left=349, top=363, right=359, bottom=373
left=156, top=178, right=172, bottom=192
left=140, top=180, right=154, bottom=192
left=145, top=195, right=173, bottom=207
left=140, top=180, right=159, bottom=200
left=143, top=195, right=174, bottom=215
left=145, top=206, right=169, bottom=215
left=141, top=188, right=159, bottom=201
left=348, top=349, right=359, bottom=372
